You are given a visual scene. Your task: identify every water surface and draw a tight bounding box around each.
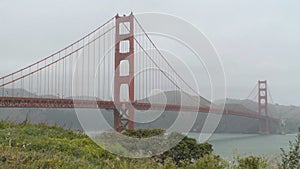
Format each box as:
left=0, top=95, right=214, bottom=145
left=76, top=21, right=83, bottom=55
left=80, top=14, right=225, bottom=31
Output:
left=187, top=133, right=296, bottom=159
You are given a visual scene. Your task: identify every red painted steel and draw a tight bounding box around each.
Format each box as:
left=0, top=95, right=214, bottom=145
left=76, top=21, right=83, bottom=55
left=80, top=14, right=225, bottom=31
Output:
left=0, top=27, right=115, bottom=89
left=114, top=13, right=135, bottom=129
left=258, top=80, right=270, bottom=134
left=0, top=14, right=279, bottom=133
left=0, top=97, right=278, bottom=122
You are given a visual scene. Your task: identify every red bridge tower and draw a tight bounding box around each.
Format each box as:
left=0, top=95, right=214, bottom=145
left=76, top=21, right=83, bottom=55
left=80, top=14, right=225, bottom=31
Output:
left=258, top=80, right=269, bottom=134
left=114, top=13, right=135, bottom=130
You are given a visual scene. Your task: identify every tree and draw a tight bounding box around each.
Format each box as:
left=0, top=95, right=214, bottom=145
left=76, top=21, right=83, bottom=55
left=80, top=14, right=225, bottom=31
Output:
left=160, top=132, right=213, bottom=166
left=280, top=127, right=300, bottom=168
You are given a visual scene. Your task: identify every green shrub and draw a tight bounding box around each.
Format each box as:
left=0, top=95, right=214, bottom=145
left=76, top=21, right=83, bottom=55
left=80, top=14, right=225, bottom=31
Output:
left=279, top=127, right=300, bottom=169
left=123, top=128, right=165, bottom=138
left=233, top=156, right=269, bottom=169
left=187, top=154, right=229, bottom=169
left=0, top=120, right=278, bottom=169
left=161, top=133, right=213, bottom=166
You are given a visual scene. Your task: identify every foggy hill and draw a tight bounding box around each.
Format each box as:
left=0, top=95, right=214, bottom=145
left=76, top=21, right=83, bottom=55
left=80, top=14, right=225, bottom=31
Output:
left=216, top=98, right=300, bottom=119
left=216, top=98, right=300, bottom=133
left=138, top=90, right=211, bottom=108
left=0, top=88, right=294, bottom=133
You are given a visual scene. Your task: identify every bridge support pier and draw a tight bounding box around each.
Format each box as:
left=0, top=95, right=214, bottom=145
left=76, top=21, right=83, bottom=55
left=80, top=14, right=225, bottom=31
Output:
left=114, top=13, right=135, bottom=130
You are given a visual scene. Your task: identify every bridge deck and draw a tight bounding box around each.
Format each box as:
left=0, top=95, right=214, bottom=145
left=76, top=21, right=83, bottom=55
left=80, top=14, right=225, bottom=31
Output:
left=0, top=97, right=278, bottom=121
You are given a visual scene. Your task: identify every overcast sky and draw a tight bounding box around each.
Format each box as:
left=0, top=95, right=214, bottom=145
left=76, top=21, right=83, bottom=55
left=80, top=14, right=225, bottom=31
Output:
left=0, top=0, right=299, bottom=105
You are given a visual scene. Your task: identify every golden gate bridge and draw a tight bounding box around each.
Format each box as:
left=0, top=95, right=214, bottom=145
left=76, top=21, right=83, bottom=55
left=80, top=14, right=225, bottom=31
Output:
left=0, top=13, right=279, bottom=134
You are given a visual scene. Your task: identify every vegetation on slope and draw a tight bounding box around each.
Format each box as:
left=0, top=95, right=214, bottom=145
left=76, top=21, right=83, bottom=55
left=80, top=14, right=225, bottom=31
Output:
left=0, top=120, right=298, bottom=168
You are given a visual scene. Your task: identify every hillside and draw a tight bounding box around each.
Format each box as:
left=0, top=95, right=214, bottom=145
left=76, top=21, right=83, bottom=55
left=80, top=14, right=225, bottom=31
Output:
left=0, top=121, right=224, bottom=168
left=216, top=98, right=300, bottom=133
left=2, top=121, right=288, bottom=168
left=0, top=121, right=113, bottom=168
left=0, top=88, right=293, bottom=133
left=217, top=98, right=300, bottom=118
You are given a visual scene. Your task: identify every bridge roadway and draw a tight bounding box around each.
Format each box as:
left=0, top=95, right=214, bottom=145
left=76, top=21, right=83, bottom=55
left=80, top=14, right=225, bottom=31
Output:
left=0, top=97, right=278, bottom=121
